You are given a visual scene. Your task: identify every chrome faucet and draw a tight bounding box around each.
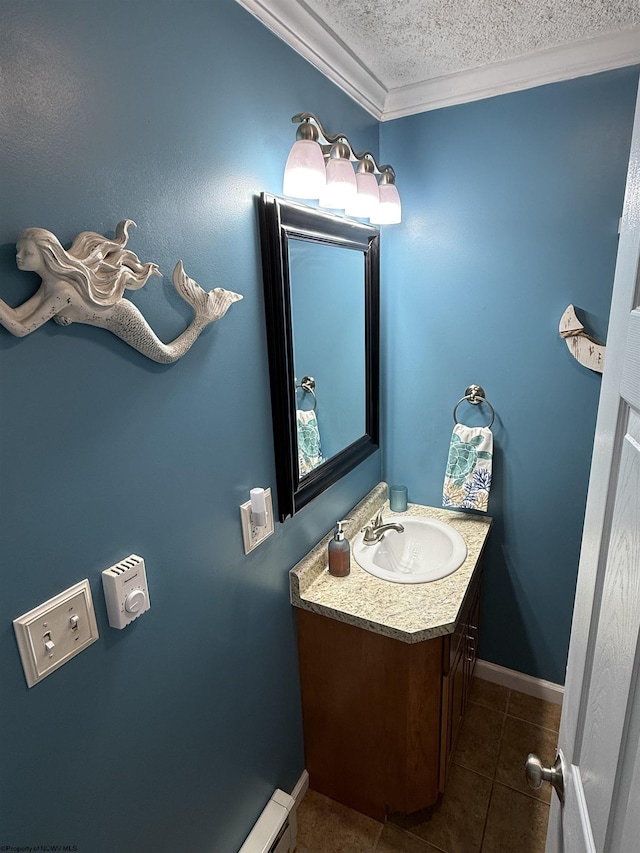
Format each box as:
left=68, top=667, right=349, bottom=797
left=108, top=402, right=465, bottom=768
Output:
left=362, top=510, right=405, bottom=545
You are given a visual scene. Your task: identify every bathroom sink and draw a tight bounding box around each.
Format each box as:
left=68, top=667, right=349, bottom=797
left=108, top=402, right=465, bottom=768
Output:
left=353, top=516, right=467, bottom=584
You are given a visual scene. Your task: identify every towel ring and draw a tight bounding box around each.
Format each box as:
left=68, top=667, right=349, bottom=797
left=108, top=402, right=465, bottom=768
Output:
left=296, top=375, right=317, bottom=412
left=453, top=384, right=495, bottom=429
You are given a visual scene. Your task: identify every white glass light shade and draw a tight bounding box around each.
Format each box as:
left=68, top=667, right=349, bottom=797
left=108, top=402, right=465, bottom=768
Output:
left=370, top=182, right=402, bottom=225
left=283, top=139, right=326, bottom=199
left=319, top=157, right=357, bottom=209
left=345, top=171, right=380, bottom=218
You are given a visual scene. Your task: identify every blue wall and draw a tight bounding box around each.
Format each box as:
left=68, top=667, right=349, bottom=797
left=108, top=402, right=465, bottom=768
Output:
left=0, top=2, right=380, bottom=851
left=380, top=67, right=639, bottom=685
left=1, top=0, right=639, bottom=846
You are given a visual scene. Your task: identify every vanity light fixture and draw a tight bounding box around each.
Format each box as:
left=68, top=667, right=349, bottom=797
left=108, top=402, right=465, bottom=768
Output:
left=282, top=119, right=326, bottom=199
left=371, top=170, right=402, bottom=225
left=319, top=141, right=357, bottom=209
left=283, top=112, right=401, bottom=224
left=345, top=159, right=380, bottom=219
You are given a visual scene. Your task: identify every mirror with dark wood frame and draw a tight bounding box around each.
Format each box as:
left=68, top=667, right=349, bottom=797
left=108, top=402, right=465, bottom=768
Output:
left=258, top=193, right=380, bottom=521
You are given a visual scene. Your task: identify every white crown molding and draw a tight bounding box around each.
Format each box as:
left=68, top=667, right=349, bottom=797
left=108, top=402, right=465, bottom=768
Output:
left=236, top=1, right=640, bottom=121
left=382, top=27, right=640, bottom=120
left=235, top=0, right=386, bottom=119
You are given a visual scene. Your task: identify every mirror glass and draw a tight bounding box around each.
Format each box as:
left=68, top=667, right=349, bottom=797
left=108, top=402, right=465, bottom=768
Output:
left=290, top=239, right=365, bottom=475
left=258, top=193, right=380, bottom=521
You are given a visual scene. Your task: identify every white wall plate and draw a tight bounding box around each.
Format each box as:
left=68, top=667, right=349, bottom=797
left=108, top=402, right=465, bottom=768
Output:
left=13, top=579, right=99, bottom=688
left=240, top=488, right=275, bottom=554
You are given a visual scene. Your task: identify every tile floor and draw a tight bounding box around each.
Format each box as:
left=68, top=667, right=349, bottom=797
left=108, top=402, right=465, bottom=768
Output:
left=295, top=677, right=561, bottom=853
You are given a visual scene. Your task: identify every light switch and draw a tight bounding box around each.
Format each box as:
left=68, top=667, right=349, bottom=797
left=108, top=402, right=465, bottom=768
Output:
left=13, top=579, right=99, bottom=688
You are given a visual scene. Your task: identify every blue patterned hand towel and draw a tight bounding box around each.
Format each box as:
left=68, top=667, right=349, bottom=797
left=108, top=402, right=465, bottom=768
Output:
left=443, top=424, right=493, bottom=511
left=297, top=409, right=324, bottom=476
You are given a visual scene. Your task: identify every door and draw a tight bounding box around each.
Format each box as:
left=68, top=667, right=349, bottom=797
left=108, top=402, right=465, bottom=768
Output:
left=542, top=81, right=640, bottom=852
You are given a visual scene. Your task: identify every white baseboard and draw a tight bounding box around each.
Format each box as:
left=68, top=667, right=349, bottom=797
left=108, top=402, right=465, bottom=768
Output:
left=475, top=659, right=564, bottom=705
left=290, top=769, right=309, bottom=810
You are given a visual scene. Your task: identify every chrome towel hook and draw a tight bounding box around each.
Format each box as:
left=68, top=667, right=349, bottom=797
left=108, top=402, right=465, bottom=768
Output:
left=452, top=384, right=495, bottom=428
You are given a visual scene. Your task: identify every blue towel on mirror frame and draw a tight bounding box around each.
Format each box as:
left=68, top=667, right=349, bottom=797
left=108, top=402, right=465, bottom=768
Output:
left=297, top=409, right=324, bottom=476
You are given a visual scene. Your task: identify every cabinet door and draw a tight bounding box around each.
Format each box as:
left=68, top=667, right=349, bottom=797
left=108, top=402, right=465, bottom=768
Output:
left=440, top=634, right=465, bottom=792
left=439, top=567, right=482, bottom=791
left=449, top=640, right=466, bottom=753
left=464, top=586, right=480, bottom=698
left=296, top=608, right=443, bottom=820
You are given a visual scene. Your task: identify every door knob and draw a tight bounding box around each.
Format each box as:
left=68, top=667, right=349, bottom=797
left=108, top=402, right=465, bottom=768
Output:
left=525, top=752, right=565, bottom=803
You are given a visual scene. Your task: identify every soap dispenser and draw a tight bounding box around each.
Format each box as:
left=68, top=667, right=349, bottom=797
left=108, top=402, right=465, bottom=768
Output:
left=328, top=520, right=350, bottom=577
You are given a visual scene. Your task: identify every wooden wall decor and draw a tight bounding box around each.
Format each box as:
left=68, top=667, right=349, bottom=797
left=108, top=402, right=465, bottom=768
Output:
left=559, top=304, right=605, bottom=374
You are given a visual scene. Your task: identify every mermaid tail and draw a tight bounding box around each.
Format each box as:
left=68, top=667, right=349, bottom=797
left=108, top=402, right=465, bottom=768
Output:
left=89, top=261, right=242, bottom=364
left=172, top=261, right=243, bottom=324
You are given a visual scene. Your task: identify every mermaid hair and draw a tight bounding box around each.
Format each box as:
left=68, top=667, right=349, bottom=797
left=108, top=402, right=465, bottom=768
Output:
left=19, top=220, right=160, bottom=307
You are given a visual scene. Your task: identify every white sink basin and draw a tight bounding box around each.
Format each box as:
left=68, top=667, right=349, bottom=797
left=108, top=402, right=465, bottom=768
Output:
left=353, top=516, right=467, bottom=584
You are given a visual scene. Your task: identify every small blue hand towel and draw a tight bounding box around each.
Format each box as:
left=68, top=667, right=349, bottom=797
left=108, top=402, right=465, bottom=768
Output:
left=443, top=424, right=493, bottom=511
left=297, top=409, right=324, bottom=476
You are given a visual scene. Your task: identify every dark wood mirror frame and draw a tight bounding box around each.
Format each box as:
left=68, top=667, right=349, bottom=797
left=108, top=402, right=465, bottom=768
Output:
left=258, top=193, right=380, bottom=522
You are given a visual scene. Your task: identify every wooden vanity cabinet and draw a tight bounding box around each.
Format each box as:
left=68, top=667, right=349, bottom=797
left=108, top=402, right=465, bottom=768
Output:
left=295, top=567, right=481, bottom=822
left=439, top=566, right=481, bottom=790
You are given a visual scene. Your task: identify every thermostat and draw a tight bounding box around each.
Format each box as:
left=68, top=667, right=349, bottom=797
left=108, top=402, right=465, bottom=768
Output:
left=102, top=554, right=150, bottom=629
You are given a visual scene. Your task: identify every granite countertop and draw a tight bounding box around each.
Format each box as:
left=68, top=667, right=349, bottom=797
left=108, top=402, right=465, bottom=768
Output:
left=290, top=482, right=492, bottom=644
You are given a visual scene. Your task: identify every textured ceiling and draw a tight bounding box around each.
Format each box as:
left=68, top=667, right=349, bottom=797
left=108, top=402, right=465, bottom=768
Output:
left=303, top=0, right=640, bottom=89
left=237, top=0, right=640, bottom=117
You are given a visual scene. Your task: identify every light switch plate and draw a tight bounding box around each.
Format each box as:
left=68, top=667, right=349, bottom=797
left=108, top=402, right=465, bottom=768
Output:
left=13, top=579, right=99, bottom=688
left=240, top=488, right=274, bottom=554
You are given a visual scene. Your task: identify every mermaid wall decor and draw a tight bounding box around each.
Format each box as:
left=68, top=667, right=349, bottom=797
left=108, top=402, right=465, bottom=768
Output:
left=0, top=220, right=243, bottom=363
